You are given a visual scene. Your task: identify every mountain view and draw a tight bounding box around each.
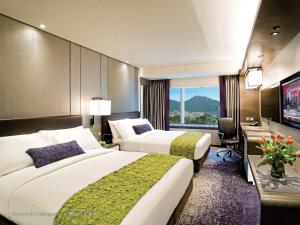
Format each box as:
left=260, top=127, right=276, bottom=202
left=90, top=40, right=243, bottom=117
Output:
left=170, top=96, right=220, bottom=113
left=170, top=95, right=220, bottom=125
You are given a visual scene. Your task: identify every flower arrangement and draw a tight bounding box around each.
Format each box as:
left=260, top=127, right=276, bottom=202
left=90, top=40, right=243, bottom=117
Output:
left=256, top=133, right=300, bottom=181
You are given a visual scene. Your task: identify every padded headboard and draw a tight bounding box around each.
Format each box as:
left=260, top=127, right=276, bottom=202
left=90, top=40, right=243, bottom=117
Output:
left=0, top=116, right=82, bottom=137
left=101, top=111, right=140, bottom=136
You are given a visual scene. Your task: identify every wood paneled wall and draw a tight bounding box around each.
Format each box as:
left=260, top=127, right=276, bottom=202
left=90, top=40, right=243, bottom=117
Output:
left=0, top=15, right=70, bottom=119
left=0, top=14, right=139, bottom=126
left=239, top=76, right=260, bottom=122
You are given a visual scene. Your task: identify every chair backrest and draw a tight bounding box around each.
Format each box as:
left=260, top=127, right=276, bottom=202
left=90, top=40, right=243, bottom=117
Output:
left=218, top=118, right=236, bottom=139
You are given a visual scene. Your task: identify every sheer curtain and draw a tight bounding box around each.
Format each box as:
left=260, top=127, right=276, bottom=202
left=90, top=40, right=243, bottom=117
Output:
left=219, top=75, right=240, bottom=131
left=142, top=79, right=170, bottom=130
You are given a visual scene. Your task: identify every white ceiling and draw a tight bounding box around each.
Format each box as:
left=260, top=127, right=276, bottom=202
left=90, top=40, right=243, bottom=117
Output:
left=0, top=0, right=261, bottom=77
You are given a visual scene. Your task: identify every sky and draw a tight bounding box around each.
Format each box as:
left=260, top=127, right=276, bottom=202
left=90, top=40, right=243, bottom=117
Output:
left=170, top=87, right=220, bottom=101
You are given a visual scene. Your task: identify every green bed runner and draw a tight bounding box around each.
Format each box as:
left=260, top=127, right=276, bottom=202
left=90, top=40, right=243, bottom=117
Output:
left=54, top=153, right=181, bottom=225
left=170, top=131, right=205, bottom=159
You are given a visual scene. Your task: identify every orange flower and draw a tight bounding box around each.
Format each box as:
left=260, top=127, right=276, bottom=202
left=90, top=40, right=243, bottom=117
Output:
left=271, top=134, right=276, bottom=139
left=287, top=135, right=293, bottom=140
left=285, top=139, right=293, bottom=145
left=296, top=151, right=300, bottom=157
left=262, top=148, right=270, bottom=153
left=273, top=147, right=279, bottom=152
left=257, top=137, right=265, bottom=145
left=277, top=133, right=285, bottom=139
left=275, top=139, right=281, bottom=145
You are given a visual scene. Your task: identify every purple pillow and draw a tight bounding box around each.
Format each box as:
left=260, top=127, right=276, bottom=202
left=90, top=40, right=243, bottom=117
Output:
left=26, top=140, right=85, bottom=168
left=133, top=124, right=152, bottom=135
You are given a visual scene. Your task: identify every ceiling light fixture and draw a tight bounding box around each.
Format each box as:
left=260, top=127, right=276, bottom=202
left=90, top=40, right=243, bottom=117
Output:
left=270, top=25, right=280, bottom=36
left=39, top=24, right=46, bottom=29
left=271, top=31, right=279, bottom=36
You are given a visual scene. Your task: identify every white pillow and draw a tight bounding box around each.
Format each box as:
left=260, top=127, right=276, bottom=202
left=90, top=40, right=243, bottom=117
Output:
left=113, top=119, right=136, bottom=140
left=0, top=133, right=53, bottom=176
left=108, top=119, right=129, bottom=138
left=39, top=127, right=101, bottom=151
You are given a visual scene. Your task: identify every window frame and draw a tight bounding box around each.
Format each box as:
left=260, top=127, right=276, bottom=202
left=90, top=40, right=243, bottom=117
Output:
left=169, top=86, right=220, bottom=129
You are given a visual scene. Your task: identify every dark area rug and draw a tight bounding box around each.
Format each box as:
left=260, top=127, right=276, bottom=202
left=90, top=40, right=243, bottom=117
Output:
left=177, top=148, right=260, bottom=225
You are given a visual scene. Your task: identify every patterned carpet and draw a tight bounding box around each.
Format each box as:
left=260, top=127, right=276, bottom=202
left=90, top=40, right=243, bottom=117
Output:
left=177, top=148, right=260, bottom=225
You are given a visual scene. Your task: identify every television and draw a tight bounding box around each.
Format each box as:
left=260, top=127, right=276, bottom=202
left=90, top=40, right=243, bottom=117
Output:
left=280, top=71, right=300, bottom=130
left=261, top=84, right=280, bottom=122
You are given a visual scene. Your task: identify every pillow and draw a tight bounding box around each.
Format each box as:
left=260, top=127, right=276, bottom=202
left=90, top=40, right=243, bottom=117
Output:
left=39, top=127, right=101, bottom=151
left=143, top=118, right=154, bottom=130
left=0, top=133, right=54, bottom=176
left=108, top=119, right=129, bottom=139
left=26, top=141, right=85, bottom=168
left=113, top=119, right=136, bottom=140
left=133, top=124, right=152, bottom=135
left=130, top=118, right=154, bottom=130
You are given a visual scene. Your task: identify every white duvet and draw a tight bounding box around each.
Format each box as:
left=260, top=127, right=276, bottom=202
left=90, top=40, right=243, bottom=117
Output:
left=117, top=130, right=211, bottom=160
left=0, top=149, right=193, bottom=225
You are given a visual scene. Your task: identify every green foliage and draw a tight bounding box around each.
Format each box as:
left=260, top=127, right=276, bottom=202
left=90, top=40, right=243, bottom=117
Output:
left=257, top=136, right=297, bottom=167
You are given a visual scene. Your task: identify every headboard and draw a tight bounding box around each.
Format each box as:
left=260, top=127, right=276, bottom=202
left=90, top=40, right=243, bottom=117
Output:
left=101, top=111, right=140, bottom=136
left=0, top=116, right=82, bottom=137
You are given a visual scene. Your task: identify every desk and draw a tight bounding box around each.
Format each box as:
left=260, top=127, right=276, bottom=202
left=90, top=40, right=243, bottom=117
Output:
left=248, top=155, right=300, bottom=225
left=240, top=123, right=272, bottom=182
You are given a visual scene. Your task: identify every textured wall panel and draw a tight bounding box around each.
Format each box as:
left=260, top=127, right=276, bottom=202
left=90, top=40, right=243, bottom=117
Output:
left=100, top=55, right=108, bottom=99
left=80, top=47, right=101, bottom=126
left=70, top=43, right=81, bottom=115
left=107, top=58, right=139, bottom=113
left=0, top=15, right=70, bottom=119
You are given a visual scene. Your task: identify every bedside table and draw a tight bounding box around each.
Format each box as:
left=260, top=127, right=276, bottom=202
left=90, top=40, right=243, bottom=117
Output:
left=102, top=143, right=120, bottom=151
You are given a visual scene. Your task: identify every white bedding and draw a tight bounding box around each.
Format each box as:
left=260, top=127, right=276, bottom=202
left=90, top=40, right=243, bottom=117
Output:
left=0, top=149, right=193, bottom=225
left=116, top=130, right=211, bottom=160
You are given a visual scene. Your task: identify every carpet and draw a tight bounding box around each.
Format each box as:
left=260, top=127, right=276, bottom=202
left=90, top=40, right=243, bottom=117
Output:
left=177, top=148, right=260, bottom=225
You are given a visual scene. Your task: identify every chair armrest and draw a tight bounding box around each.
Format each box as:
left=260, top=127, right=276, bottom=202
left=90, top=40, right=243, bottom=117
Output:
left=218, top=132, right=224, bottom=140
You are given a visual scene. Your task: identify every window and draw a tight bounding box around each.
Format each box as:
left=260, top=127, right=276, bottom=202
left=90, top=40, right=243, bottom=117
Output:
left=170, top=87, right=220, bottom=127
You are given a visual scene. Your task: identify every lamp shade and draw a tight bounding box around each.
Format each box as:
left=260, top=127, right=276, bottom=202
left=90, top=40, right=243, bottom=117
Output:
left=246, top=68, right=263, bottom=89
left=89, top=100, right=111, bottom=116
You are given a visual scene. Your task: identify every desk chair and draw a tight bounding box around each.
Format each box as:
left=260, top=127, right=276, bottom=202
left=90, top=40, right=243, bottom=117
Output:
left=216, top=118, right=242, bottom=161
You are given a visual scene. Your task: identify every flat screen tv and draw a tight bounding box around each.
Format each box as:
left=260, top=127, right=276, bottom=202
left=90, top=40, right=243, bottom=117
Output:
left=261, top=84, right=280, bottom=122
left=281, top=71, right=300, bottom=130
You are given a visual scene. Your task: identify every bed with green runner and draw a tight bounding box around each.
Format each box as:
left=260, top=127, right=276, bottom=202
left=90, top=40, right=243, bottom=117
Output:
left=1, top=150, right=193, bottom=225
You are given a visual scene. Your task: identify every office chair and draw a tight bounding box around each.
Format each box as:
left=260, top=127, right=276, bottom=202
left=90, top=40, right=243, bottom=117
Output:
left=216, top=118, right=242, bottom=161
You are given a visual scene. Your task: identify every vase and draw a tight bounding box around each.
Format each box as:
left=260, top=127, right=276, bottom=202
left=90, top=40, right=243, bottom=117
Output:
left=270, top=163, right=286, bottom=182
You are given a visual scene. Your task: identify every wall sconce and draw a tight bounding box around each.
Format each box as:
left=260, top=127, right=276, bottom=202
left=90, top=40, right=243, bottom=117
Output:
left=245, top=68, right=263, bottom=89
left=89, top=97, right=111, bottom=127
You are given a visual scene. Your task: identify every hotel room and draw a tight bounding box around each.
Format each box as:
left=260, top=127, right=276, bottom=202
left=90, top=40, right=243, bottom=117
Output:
left=0, top=1, right=299, bottom=225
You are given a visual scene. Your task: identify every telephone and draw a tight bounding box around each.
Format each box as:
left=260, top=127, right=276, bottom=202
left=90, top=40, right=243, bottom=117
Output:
left=250, top=121, right=259, bottom=126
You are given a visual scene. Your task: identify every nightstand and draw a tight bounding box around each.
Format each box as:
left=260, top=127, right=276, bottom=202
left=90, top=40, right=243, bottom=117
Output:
left=102, top=143, right=120, bottom=151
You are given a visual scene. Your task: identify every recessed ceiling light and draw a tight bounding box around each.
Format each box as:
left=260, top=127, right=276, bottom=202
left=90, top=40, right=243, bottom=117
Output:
left=39, top=24, right=46, bottom=29
left=271, top=31, right=279, bottom=36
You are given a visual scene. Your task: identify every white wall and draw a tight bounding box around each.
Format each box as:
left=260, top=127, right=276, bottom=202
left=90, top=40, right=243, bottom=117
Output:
left=170, top=76, right=219, bottom=87
left=261, top=32, right=300, bottom=143
left=262, top=32, right=300, bottom=88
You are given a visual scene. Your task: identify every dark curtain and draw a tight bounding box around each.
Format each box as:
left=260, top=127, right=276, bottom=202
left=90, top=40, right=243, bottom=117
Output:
left=219, top=76, right=227, bottom=118
left=219, top=75, right=240, bottom=132
left=142, top=79, right=170, bottom=130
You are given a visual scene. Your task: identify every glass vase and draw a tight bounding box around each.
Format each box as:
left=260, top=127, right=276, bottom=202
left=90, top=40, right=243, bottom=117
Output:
left=270, top=163, right=286, bottom=182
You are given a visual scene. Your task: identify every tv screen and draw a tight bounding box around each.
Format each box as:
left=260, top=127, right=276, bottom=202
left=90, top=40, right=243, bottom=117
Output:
left=281, top=72, right=300, bottom=129
left=261, top=84, right=280, bottom=122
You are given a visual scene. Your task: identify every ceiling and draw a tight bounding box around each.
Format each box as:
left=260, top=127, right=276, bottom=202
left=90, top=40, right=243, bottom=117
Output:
left=241, top=0, right=300, bottom=74
left=0, top=0, right=261, bottom=76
